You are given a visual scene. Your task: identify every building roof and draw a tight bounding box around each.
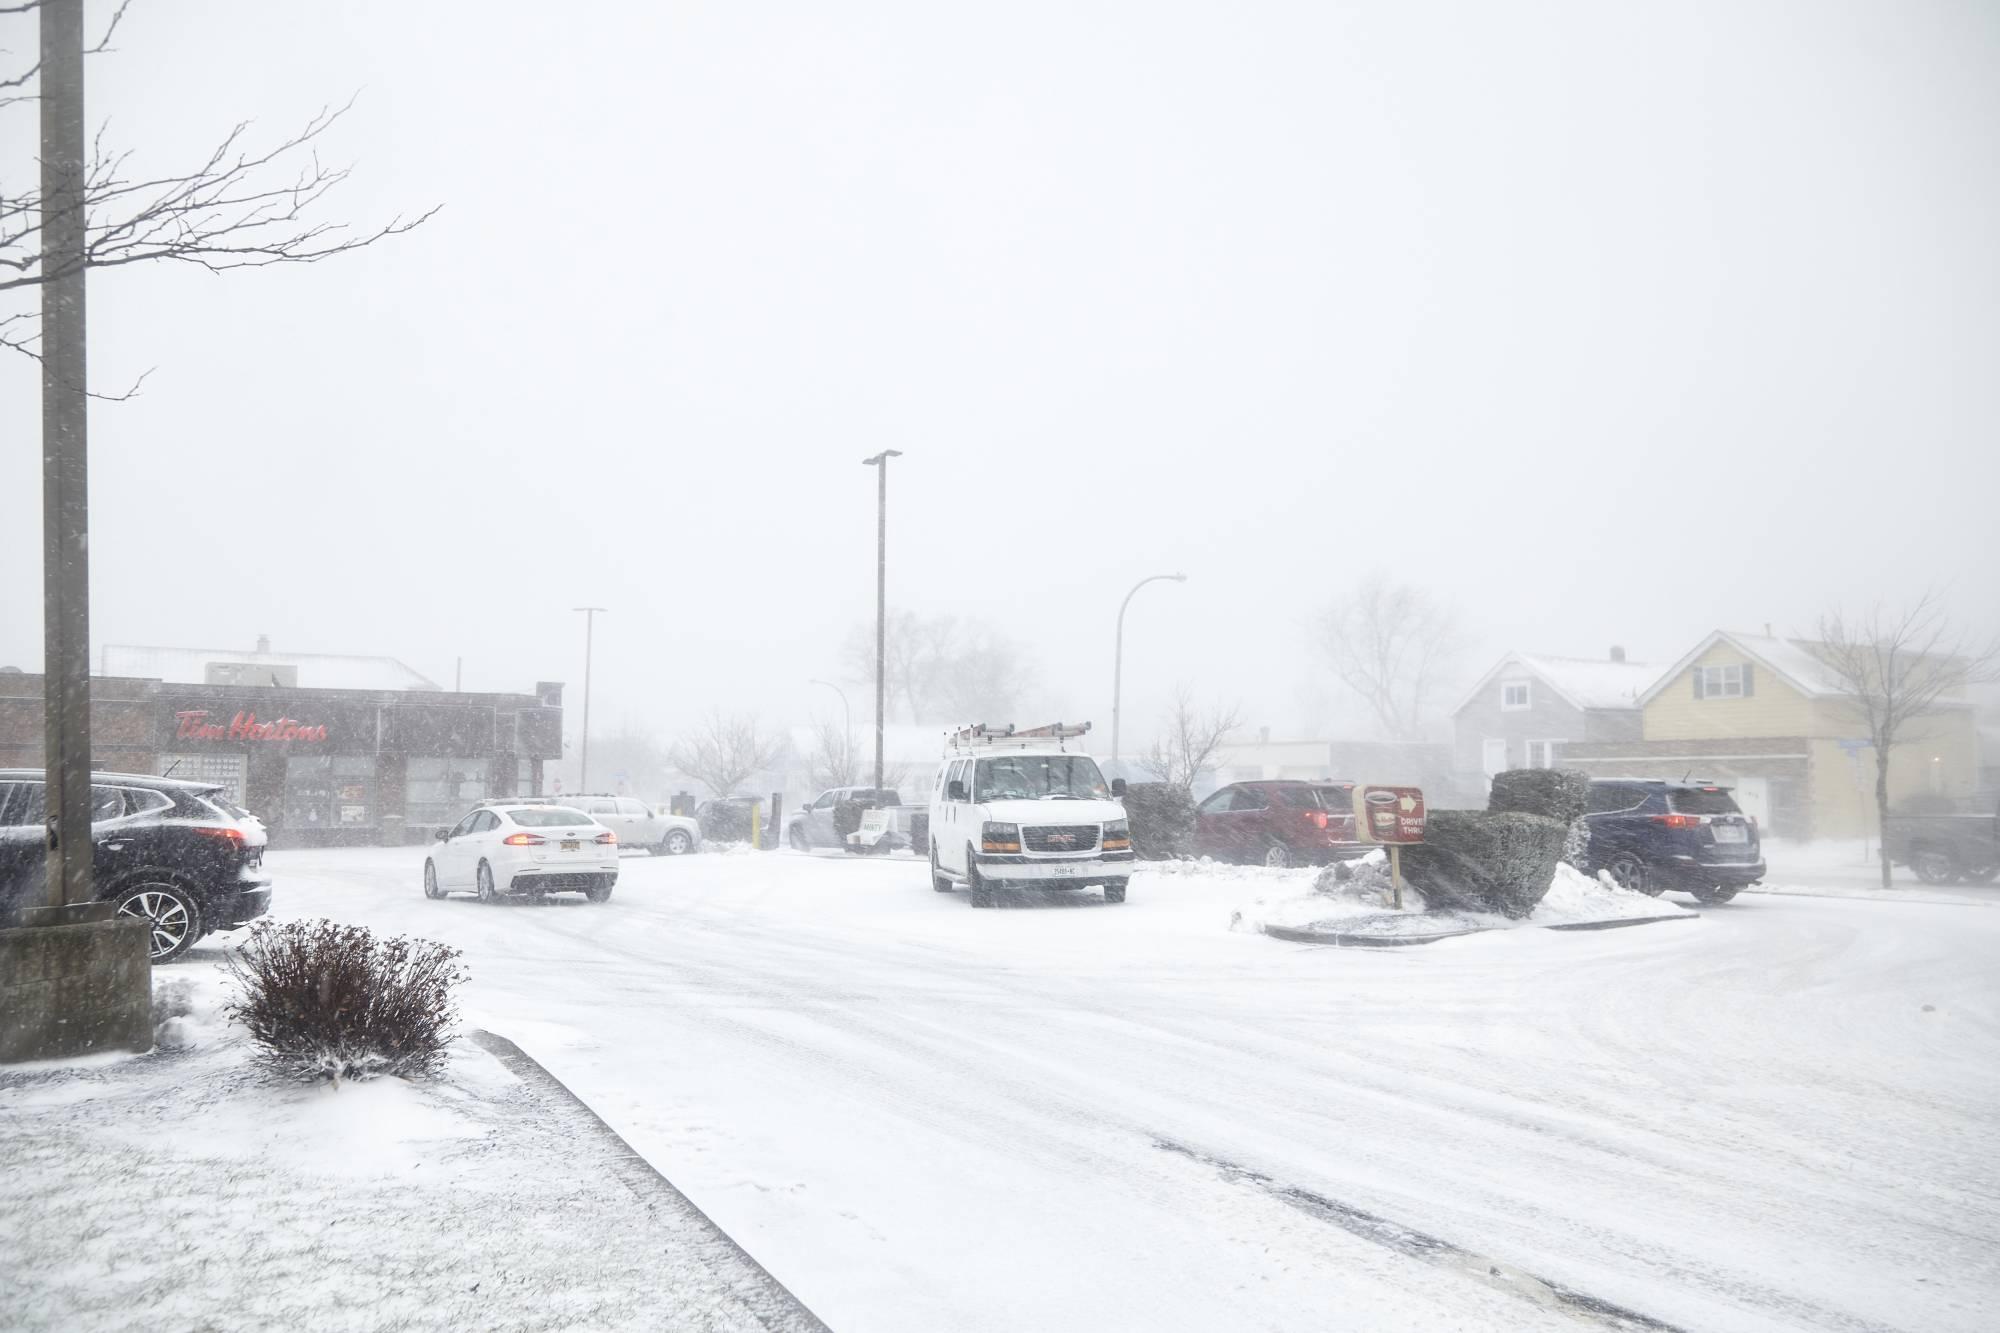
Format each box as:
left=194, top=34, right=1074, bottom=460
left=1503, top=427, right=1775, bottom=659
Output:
left=100, top=643, right=440, bottom=692
left=1452, top=653, right=1660, bottom=716
left=1634, top=631, right=1849, bottom=706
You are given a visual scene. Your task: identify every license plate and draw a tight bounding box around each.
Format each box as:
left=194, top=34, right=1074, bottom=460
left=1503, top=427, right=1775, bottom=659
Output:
left=561, top=839, right=580, bottom=852
left=1047, top=865, right=1081, bottom=878
left=1713, top=825, right=1747, bottom=844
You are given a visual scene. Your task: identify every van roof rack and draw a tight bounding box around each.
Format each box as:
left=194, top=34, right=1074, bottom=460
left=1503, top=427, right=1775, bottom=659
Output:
left=946, top=721, right=1092, bottom=753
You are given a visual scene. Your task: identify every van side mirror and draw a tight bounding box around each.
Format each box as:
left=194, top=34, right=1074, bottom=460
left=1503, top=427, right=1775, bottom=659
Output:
left=947, top=781, right=968, bottom=802
left=1112, top=778, right=1128, bottom=797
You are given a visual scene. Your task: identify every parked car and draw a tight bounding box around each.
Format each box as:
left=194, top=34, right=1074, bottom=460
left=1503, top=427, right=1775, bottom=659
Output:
left=928, top=724, right=1133, bottom=908
left=1883, top=794, right=1999, bottom=884
left=0, top=768, right=271, bottom=962
left=1192, top=780, right=1366, bottom=868
left=1582, top=778, right=1763, bottom=903
left=425, top=802, right=618, bottom=903
left=695, top=796, right=764, bottom=844
left=497, top=794, right=700, bottom=856
left=787, top=786, right=905, bottom=852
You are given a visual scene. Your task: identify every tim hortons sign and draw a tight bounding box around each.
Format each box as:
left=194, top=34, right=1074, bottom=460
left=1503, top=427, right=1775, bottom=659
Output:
left=174, top=709, right=328, bottom=743
left=1351, top=785, right=1427, bottom=844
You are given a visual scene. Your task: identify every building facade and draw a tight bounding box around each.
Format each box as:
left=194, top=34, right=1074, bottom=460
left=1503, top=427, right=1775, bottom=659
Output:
left=0, top=671, right=562, bottom=847
left=1451, top=650, right=1655, bottom=778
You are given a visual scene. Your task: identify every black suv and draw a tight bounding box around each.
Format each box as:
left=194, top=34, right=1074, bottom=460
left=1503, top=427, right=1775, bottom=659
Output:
left=1583, top=778, right=1764, bottom=903
left=0, top=769, right=273, bottom=961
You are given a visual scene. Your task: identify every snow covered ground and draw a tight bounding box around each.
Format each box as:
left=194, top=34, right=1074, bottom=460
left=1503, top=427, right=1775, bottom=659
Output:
left=24, top=845, right=2000, bottom=1332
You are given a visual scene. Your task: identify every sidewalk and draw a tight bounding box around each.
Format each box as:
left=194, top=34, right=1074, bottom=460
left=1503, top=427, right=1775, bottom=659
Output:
left=1754, top=838, right=2000, bottom=908
left=0, top=975, right=825, bottom=1333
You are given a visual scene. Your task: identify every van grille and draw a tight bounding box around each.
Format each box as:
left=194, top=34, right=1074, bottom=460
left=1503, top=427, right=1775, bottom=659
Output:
left=1024, top=825, right=1098, bottom=853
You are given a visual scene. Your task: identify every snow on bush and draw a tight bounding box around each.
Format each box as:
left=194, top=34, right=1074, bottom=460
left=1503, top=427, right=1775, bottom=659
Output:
left=225, top=919, right=466, bottom=1085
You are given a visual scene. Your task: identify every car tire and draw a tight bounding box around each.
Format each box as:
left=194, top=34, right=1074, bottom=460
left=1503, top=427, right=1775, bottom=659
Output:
left=423, top=860, right=444, bottom=899
left=110, top=879, right=203, bottom=963
left=1689, top=883, right=1740, bottom=905
left=789, top=826, right=810, bottom=852
left=1911, top=849, right=1959, bottom=885
left=476, top=861, right=501, bottom=904
left=930, top=846, right=953, bottom=893
left=1103, top=883, right=1127, bottom=904
left=967, top=848, right=995, bottom=909
left=586, top=876, right=615, bottom=903
left=1604, top=852, right=1660, bottom=896
left=660, top=829, right=695, bottom=856
left=1263, top=842, right=1293, bottom=870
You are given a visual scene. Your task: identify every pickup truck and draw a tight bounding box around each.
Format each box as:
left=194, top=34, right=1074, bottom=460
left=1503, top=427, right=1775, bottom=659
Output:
left=1883, top=798, right=1999, bottom=885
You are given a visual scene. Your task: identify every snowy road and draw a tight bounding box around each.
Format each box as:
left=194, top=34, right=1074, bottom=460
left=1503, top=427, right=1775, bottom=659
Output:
left=191, top=848, right=2000, bottom=1333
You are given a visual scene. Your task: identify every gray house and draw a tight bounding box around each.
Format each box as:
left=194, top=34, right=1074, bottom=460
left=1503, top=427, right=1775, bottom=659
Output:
left=1451, top=649, right=1659, bottom=778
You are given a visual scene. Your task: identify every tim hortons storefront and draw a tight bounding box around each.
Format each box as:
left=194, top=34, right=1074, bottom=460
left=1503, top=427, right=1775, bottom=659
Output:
left=0, top=674, right=564, bottom=847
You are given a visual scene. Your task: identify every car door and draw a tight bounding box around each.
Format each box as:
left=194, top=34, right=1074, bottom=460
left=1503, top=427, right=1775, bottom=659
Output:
left=613, top=797, right=653, bottom=846
left=937, top=762, right=969, bottom=872
left=437, top=810, right=482, bottom=886
left=1582, top=782, right=1646, bottom=869
left=806, top=790, right=842, bottom=845
left=0, top=781, right=43, bottom=914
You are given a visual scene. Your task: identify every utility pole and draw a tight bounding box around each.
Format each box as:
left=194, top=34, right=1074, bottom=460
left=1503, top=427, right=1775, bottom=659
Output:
left=861, top=451, right=902, bottom=793
left=1110, top=573, right=1188, bottom=767
left=573, top=607, right=607, bottom=791
left=40, top=0, right=91, bottom=915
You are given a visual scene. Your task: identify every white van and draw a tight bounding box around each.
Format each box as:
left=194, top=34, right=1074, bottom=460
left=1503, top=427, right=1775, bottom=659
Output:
left=927, top=723, right=1133, bottom=908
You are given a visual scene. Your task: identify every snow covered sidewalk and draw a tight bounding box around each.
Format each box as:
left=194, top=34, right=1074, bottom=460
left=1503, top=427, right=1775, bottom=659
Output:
left=0, top=971, right=826, bottom=1333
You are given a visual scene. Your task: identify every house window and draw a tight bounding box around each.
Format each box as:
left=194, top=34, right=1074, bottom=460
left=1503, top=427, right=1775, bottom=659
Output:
left=1693, top=664, right=1753, bottom=700
left=1500, top=681, right=1531, bottom=711
left=1525, top=740, right=1560, bottom=769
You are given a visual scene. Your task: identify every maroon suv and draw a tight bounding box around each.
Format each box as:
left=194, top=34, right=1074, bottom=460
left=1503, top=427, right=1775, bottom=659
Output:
left=1193, top=779, right=1369, bottom=867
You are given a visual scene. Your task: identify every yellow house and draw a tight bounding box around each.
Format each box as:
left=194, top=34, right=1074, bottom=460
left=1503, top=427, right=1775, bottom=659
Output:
left=1560, top=631, right=1978, bottom=839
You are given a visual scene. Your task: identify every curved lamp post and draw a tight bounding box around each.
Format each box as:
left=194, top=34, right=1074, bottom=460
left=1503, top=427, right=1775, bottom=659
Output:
left=1111, top=573, right=1187, bottom=766
left=809, top=678, right=853, bottom=783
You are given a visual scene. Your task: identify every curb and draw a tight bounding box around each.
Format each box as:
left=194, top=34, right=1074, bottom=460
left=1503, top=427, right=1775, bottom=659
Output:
left=1259, top=924, right=1488, bottom=947
left=471, top=1030, right=833, bottom=1333
left=1544, top=914, right=1700, bottom=932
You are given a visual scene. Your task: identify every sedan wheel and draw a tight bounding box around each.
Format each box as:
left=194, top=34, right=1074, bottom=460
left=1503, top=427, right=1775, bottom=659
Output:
left=789, top=826, right=810, bottom=852
left=114, top=883, right=201, bottom=963
left=476, top=862, right=501, bottom=903
left=423, top=860, right=444, bottom=899
left=661, top=829, right=695, bottom=856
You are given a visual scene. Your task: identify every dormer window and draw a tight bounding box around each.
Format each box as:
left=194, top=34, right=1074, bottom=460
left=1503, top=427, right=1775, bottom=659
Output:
left=1693, top=663, right=1754, bottom=700
left=1501, top=681, right=1531, bottom=710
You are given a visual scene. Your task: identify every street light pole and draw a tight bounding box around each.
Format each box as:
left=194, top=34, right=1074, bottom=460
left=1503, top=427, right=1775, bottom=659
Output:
left=573, top=606, right=607, bottom=791
left=808, top=679, right=853, bottom=783
left=861, top=450, right=902, bottom=793
left=40, top=0, right=91, bottom=914
left=1111, top=573, right=1188, bottom=767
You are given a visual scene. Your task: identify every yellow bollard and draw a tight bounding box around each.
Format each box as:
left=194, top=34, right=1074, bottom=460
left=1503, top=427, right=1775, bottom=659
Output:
left=750, top=802, right=762, bottom=851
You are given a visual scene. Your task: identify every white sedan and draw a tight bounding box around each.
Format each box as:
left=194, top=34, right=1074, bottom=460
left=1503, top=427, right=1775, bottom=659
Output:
left=424, top=803, right=619, bottom=903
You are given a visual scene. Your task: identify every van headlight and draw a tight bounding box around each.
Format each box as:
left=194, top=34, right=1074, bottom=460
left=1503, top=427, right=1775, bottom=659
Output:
left=1103, top=819, right=1130, bottom=852
left=981, top=822, right=1020, bottom=854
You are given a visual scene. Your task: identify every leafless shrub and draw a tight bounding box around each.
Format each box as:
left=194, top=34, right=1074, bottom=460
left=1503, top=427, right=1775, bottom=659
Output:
left=668, top=711, right=785, bottom=797
left=224, top=919, right=465, bottom=1085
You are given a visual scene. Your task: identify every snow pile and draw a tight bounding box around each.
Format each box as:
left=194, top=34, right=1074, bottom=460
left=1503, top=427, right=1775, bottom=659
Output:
left=150, top=971, right=234, bottom=1050
left=1233, top=856, right=1688, bottom=940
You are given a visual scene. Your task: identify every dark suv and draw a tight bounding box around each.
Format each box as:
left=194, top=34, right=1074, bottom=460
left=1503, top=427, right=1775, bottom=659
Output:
left=1193, top=780, right=1368, bottom=867
left=1583, top=779, right=1764, bottom=903
left=0, top=769, right=273, bottom=961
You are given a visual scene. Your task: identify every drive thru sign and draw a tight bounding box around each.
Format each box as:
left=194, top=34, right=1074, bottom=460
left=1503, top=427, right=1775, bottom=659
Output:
left=1351, top=786, right=1426, bottom=908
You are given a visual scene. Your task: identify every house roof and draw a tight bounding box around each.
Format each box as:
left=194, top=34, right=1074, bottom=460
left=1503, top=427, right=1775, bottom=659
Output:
left=1634, top=630, right=1849, bottom=707
left=100, top=644, right=439, bottom=692
left=1451, top=653, right=1659, bottom=716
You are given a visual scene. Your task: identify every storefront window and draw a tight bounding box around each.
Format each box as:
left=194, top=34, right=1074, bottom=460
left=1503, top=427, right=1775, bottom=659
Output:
left=407, top=758, right=491, bottom=825
left=285, top=755, right=377, bottom=830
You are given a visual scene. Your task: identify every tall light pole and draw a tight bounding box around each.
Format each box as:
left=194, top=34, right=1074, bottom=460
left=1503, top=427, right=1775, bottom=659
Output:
left=1111, top=573, right=1187, bottom=767
left=861, top=450, right=903, bottom=793
left=573, top=606, right=607, bottom=791
left=808, top=679, right=853, bottom=784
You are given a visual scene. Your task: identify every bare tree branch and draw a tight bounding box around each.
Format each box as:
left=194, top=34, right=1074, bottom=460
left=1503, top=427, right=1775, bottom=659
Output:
left=1143, top=687, right=1242, bottom=790
left=1317, top=574, right=1465, bottom=741
left=0, top=0, right=130, bottom=104
left=668, top=713, right=786, bottom=798
left=805, top=716, right=860, bottom=790
left=1812, top=593, right=2000, bottom=888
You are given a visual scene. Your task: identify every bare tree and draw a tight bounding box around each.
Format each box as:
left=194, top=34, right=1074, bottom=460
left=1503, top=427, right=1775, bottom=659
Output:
left=667, top=713, right=786, bottom=798
left=805, top=716, right=859, bottom=790
left=1815, top=595, right=1999, bottom=888
left=1, top=2, right=437, bottom=391
left=841, top=612, right=1034, bottom=724
left=1144, top=687, right=1243, bottom=790
left=1317, top=574, right=1465, bottom=741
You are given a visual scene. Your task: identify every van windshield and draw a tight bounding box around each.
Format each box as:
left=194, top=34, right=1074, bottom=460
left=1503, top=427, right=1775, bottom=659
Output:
left=974, top=756, right=1109, bottom=802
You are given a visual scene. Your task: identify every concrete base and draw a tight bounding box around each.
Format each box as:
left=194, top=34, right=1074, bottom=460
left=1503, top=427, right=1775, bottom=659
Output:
left=0, top=918, right=154, bottom=1064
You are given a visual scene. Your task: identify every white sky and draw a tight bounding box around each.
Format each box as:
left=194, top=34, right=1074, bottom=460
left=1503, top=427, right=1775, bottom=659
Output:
left=3, top=0, right=1997, bottom=745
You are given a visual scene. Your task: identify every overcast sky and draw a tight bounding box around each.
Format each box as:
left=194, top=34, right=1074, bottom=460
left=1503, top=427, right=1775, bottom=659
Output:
left=4, top=0, right=1997, bottom=747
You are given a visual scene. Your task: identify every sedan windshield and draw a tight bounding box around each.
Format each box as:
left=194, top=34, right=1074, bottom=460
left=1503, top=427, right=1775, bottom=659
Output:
left=974, top=755, right=1109, bottom=802
left=509, top=807, right=593, bottom=827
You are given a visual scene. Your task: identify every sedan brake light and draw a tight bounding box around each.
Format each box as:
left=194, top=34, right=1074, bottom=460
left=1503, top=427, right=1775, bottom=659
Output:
left=503, top=832, right=545, bottom=846
left=595, top=831, right=617, bottom=845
